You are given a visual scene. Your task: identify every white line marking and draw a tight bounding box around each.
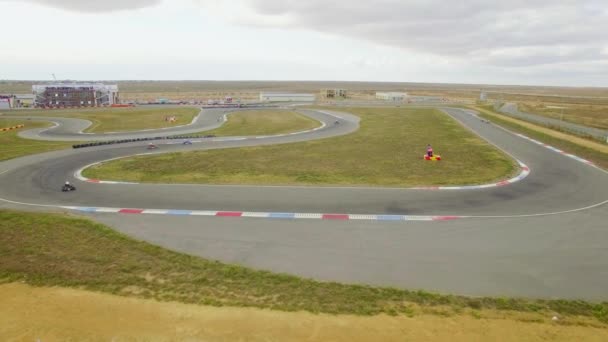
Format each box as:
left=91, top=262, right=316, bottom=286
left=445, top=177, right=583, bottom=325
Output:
left=464, top=199, right=608, bottom=218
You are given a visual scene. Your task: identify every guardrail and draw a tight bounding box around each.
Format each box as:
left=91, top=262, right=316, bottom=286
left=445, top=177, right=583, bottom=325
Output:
left=497, top=103, right=608, bottom=143
left=72, top=135, right=216, bottom=149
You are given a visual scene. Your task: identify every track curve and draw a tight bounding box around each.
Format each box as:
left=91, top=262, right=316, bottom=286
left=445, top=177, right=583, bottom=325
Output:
left=1, top=106, right=607, bottom=300
left=4, top=107, right=264, bottom=141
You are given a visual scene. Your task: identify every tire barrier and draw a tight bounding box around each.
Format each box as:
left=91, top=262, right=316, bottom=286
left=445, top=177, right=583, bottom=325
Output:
left=0, top=124, right=25, bottom=132
left=72, top=134, right=216, bottom=149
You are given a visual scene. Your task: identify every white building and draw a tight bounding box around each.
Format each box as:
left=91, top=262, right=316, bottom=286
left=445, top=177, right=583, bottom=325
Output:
left=376, top=92, right=407, bottom=101
left=259, top=92, right=315, bottom=102
left=0, top=94, right=36, bottom=108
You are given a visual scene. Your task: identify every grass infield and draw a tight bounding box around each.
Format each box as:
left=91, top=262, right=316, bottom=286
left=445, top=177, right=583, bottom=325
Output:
left=0, top=119, right=75, bottom=161
left=202, top=110, right=320, bottom=136
left=84, top=107, right=516, bottom=187
left=0, top=209, right=606, bottom=325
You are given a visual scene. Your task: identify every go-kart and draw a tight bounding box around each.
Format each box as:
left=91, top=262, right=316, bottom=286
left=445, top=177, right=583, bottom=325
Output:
left=424, top=154, right=441, bottom=161
left=147, top=143, right=158, bottom=149
left=62, top=184, right=76, bottom=192
left=182, top=140, right=193, bottom=145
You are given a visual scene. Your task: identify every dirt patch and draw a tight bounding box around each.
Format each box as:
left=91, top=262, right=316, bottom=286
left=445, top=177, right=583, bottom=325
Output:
left=1, top=283, right=606, bottom=341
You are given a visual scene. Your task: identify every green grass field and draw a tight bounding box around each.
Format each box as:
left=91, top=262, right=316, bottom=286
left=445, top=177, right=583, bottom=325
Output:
left=1, top=209, right=606, bottom=325
left=84, top=107, right=516, bottom=187
left=0, top=119, right=75, bottom=161
left=203, top=110, right=320, bottom=136
left=7, top=107, right=199, bottom=133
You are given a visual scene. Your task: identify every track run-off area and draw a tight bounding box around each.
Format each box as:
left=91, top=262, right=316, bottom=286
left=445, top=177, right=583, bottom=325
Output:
left=1, top=106, right=607, bottom=300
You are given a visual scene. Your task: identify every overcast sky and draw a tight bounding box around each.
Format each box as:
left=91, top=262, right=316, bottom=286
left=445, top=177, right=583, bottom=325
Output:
left=1, top=0, right=607, bottom=86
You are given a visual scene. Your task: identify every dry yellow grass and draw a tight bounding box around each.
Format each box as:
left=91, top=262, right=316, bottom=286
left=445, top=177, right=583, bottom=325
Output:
left=519, top=102, right=608, bottom=130
left=2, top=283, right=606, bottom=342
left=473, top=106, right=608, bottom=154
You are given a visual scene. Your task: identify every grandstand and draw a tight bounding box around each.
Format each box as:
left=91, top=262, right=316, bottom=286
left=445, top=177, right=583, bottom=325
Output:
left=33, top=83, right=119, bottom=107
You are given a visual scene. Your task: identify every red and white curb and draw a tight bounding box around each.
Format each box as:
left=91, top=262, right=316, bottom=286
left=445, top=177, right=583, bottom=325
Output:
left=74, top=156, right=143, bottom=185
left=514, top=133, right=596, bottom=166
left=60, top=205, right=462, bottom=221
left=412, top=159, right=530, bottom=190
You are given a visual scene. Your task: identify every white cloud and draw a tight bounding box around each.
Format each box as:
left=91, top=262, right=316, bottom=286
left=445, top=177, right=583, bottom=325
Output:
left=195, top=0, right=608, bottom=68
left=0, top=0, right=161, bottom=12
left=1, top=0, right=607, bottom=85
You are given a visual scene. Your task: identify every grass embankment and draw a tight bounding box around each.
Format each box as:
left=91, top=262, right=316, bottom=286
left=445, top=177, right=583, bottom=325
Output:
left=1, top=209, right=607, bottom=327
left=7, top=107, right=199, bottom=133
left=473, top=105, right=608, bottom=170
left=518, top=102, right=608, bottom=130
left=0, top=119, right=74, bottom=161
left=3, top=284, right=607, bottom=342
left=204, top=110, right=320, bottom=136
left=84, top=107, right=516, bottom=186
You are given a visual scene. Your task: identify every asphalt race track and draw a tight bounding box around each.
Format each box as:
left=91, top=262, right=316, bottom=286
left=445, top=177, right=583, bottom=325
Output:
left=6, top=107, right=263, bottom=141
left=1, top=106, right=607, bottom=300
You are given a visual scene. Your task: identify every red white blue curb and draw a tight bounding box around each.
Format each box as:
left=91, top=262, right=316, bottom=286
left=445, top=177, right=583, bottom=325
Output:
left=60, top=205, right=462, bottom=221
